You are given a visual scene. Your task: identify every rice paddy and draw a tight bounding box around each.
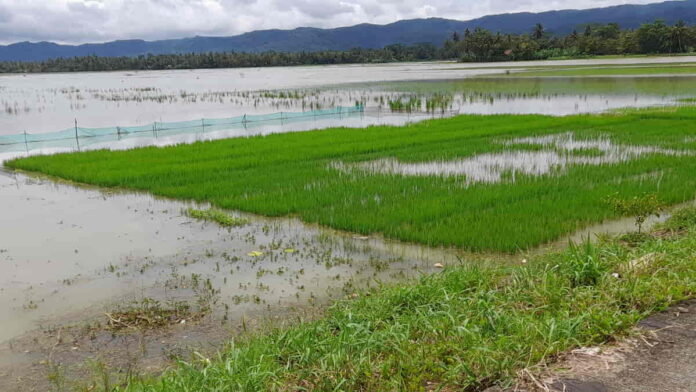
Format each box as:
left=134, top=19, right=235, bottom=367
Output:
left=5, top=57, right=696, bottom=391
left=8, top=105, right=696, bottom=252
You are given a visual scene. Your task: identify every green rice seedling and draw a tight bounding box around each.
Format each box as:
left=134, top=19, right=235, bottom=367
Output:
left=425, top=92, right=454, bottom=113
left=7, top=106, right=696, bottom=252
left=388, top=95, right=421, bottom=112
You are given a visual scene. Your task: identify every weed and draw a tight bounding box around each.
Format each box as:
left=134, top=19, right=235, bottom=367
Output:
left=605, top=192, right=664, bottom=233
left=184, top=208, right=250, bottom=228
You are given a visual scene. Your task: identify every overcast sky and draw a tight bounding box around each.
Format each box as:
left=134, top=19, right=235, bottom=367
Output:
left=0, top=0, right=665, bottom=45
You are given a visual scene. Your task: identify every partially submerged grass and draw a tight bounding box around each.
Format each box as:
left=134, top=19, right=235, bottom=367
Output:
left=105, top=298, right=202, bottom=332
left=383, top=73, right=696, bottom=97
left=7, top=106, right=696, bottom=251
left=117, top=207, right=696, bottom=391
left=509, top=64, right=696, bottom=77
left=184, top=207, right=250, bottom=227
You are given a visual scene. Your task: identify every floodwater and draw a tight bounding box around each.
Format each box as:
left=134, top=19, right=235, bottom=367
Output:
left=332, top=132, right=691, bottom=185
left=0, top=169, right=463, bottom=342
left=2, top=57, right=696, bottom=389
left=0, top=168, right=467, bottom=390
left=1, top=56, right=696, bottom=135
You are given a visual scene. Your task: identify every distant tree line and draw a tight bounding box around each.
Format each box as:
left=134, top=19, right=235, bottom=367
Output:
left=0, top=20, right=694, bottom=73
left=0, top=44, right=439, bottom=73
left=444, top=20, right=696, bottom=62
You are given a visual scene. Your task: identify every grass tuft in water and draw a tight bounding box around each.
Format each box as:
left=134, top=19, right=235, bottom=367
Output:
left=184, top=208, right=250, bottom=227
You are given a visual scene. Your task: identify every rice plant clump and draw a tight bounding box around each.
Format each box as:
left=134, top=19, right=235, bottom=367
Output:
left=185, top=208, right=250, bottom=227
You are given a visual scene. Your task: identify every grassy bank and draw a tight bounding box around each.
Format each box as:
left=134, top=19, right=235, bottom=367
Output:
left=115, top=207, right=696, bottom=391
left=6, top=107, right=696, bottom=252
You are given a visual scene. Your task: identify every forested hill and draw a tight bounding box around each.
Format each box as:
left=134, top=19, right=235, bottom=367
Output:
left=2, top=0, right=696, bottom=61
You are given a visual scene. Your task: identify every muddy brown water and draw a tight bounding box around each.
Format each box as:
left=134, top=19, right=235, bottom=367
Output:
left=1, top=167, right=691, bottom=391
left=2, top=56, right=696, bottom=135
left=0, top=168, right=469, bottom=391
left=2, top=57, right=696, bottom=389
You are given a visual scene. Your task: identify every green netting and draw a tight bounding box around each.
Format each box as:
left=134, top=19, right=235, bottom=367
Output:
left=0, top=105, right=363, bottom=154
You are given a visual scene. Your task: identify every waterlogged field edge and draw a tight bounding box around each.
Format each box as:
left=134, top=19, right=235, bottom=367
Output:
left=7, top=106, right=696, bottom=252
left=113, top=207, right=696, bottom=391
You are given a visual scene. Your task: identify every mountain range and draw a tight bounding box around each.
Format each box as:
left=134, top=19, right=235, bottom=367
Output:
left=1, top=0, right=695, bottom=62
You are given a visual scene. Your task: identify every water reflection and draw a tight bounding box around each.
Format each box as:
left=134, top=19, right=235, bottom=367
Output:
left=331, top=132, right=690, bottom=185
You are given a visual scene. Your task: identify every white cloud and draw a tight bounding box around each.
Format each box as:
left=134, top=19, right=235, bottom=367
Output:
left=0, top=0, right=664, bottom=44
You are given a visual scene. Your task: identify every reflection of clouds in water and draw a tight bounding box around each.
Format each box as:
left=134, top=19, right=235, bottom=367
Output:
left=330, top=132, right=691, bottom=186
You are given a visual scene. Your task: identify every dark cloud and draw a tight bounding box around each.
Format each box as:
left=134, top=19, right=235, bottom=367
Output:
left=0, top=0, right=665, bottom=44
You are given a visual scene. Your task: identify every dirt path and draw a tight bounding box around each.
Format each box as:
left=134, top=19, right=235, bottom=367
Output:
left=546, top=299, right=696, bottom=392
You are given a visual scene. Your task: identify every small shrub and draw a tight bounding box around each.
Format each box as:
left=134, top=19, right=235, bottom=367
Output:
left=604, top=193, right=664, bottom=233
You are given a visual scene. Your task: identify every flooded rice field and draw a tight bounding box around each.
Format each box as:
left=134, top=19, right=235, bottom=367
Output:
left=0, top=169, right=461, bottom=390
left=2, top=56, right=696, bottom=390
left=332, top=132, right=691, bottom=186
left=2, top=57, right=696, bottom=135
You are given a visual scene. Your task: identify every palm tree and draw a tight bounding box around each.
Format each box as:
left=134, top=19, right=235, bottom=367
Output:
left=584, top=25, right=593, bottom=37
left=532, top=23, right=545, bottom=40
left=671, top=20, right=688, bottom=52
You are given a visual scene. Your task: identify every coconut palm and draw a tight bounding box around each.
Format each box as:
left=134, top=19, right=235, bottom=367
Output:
left=532, top=23, right=545, bottom=40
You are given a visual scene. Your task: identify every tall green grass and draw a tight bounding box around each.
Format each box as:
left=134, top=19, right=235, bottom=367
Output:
left=6, top=107, right=696, bottom=251
left=117, top=208, right=696, bottom=391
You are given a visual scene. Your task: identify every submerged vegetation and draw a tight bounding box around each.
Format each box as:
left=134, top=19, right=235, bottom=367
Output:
left=115, top=207, right=696, bottom=391
left=7, top=106, right=696, bottom=252
left=184, top=208, right=250, bottom=228
left=508, top=64, right=696, bottom=77
left=104, top=298, right=203, bottom=332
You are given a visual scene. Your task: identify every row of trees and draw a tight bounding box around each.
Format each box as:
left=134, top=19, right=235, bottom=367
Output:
left=446, top=20, right=696, bottom=62
left=0, top=20, right=694, bottom=73
left=0, top=44, right=440, bottom=73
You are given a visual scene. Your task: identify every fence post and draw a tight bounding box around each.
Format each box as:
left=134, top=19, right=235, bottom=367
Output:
left=117, top=126, right=122, bottom=141
left=153, top=122, right=158, bottom=138
left=201, top=118, right=205, bottom=134
left=23, top=130, right=29, bottom=154
left=74, top=119, right=81, bottom=151
left=243, top=114, right=247, bottom=130
left=280, top=112, right=284, bottom=125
